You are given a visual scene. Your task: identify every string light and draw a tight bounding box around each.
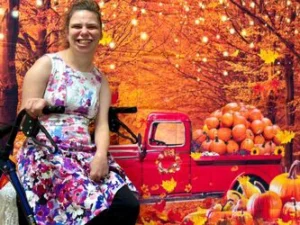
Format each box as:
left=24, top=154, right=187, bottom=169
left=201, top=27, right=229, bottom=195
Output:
left=241, top=29, right=247, bottom=36
left=109, top=42, right=116, bottom=49
left=36, top=0, right=43, bottom=7
left=223, top=51, right=229, bottom=57
left=195, top=19, right=200, bottom=25
left=295, top=29, right=299, bottom=35
left=11, top=10, right=19, bottom=18
left=229, top=28, right=235, bottom=34
left=131, top=19, right=138, bottom=26
left=132, top=6, right=138, bottom=12
left=287, top=1, right=291, bottom=6
left=0, top=8, right=5, bottom=16
left=223, top=71, right=228, bottom=76
left=140, top=32, right=148, bottom=40
left=196, top=77, right=201, bottom=82
left=0, top=33, right=4, bottom=40
left=216, top=34, right=221, bottom=39
left=109, top=64, right=116, bottom=70
left=221, top=15, right=227, bottom=22
left=98, top=1, right=105, bottom=8
left=141, top=8, right=146, bottom=14
left=202, top=57, right=207, bottom=62
left=202, top=36, right=208, bottom=43
left=249, top=42, right=254, bottom=48
left=249, top=20, right=254, bottom=26
left=175, top=64, right=180, bottom=68
left=250, top=2, right=255, bottom=8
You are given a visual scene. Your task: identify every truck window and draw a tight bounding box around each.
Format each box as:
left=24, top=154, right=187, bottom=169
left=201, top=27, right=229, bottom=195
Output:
left=150, top=122, right=185, bottom=146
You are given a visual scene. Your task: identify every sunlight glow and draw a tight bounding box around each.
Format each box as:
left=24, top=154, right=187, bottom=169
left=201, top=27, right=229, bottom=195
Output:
left=11, top=10, right=19, bottom=18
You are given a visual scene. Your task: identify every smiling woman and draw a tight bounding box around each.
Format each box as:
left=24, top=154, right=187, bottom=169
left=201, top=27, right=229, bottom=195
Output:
left=14, top=1, right=140, bottom=225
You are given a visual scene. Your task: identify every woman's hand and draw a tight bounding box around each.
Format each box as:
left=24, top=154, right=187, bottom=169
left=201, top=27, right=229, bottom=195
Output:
left=90, top=154, right=109, bottom=182
left=23, top=98, right=48, bottom=118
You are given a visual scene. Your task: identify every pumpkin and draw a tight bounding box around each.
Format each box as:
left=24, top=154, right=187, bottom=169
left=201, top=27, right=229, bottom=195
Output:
left=245, top=129, right=254, bottom=140
left=208, top=128, right=218, bottom=140
left=210, top=109, right=223, bottom=119
left=227, top=140, right=239, bottom=154
left=246, top=191, right=282, bottom=220
left=222, top=102, right=241, bottom=114
left=240, top=138, right=254, bottom=152
left=217, top=127, right=232, bottom=142
left=226, top=190, right=248, bottom=210
left=208, top=210, right=254, bottom=225
left=261, top=117, right=272, bottom=126
left=281, top=197, right=300, bottom=222
left=200, top=137, right=212, bottom=151
left=209, top=136, right=227, bottom=155
left=263, top=141, right=276, bottom=154
left=269, top=160, right=300, bottom=204
left=204, top=116, right=220, bottom=129
left=250, top=119, right=265, bottom=135
left=221, top=112, right=234, bottom=128
left=233, top=113, right=247, bottom=127
left=254, top=135, right=265, bottom=145
left=248, top=108, right=263, bottom=122
left=237, top=176, right=261, bottom=199
left=232, top=124, right=247, bottom=142
left=263, top=125, right=278, bottom=140
left=193, top=129, right=207, bottom=144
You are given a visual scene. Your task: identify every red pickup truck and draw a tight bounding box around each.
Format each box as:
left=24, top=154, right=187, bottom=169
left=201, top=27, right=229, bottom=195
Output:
left=108, top=107, right=282, bottom=201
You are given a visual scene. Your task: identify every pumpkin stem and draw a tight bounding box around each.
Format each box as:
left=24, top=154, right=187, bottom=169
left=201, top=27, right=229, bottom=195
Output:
left=288, top=160, right=300, bottom=179
left=253, top=180, right=266, bottom=193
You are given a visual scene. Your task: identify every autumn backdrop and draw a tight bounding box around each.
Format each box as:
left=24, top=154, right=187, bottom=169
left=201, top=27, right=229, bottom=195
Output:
left=0, top=0, right=300, bottom=224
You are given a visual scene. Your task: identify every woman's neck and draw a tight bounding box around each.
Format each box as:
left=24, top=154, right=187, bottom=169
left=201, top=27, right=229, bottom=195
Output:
left=61, top=49, right=95, bottom=72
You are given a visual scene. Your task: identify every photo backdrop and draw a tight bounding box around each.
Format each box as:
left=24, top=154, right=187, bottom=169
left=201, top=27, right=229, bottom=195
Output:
left=0, top=0, right=300, bottom=224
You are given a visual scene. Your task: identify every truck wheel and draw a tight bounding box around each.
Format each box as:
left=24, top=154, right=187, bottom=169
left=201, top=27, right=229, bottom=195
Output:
left=232, top=175, right=269, bottom=194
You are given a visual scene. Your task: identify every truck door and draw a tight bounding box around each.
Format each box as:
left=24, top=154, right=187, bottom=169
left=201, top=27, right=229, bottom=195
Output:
left=141, top=115, right=191, bottom=196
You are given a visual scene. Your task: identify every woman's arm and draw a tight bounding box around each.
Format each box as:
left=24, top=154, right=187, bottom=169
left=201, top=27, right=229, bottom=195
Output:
left=21, top=55, right=52, bottom=117
left=89, top=75, right=111, bottom=181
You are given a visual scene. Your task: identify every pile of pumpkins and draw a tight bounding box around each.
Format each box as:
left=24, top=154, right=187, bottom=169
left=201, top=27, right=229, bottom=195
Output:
left=183, top=160, right=300, bottom=224
left=194, top=102, right=282, bottom=155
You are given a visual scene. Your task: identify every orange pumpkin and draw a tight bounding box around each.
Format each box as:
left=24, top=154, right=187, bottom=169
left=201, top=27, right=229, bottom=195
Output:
left=263, top=141, right=276, bottom=154
left=210, top=109, right=223, bottom=119
left=193, top=129, right=207, bottom=144
left=227, top=140, right=239, bottom=154
left=246, top=191, right=282, bottom=220
left=248, top=108, right=263, bottom=122
left=269, top=160, right=300, bottom=204
left=221, top=112, right=234, bottom=128
left=261, top=117, right=272, bottom=126
left=209, top=136, right=227, bottom=155
left=208, top=210, right=254, bottom=225
left=245, top=129, right=254, bottom=140
left=222, top=102, right=241, bottom=114
left=232, top=124, right=247, bottom=142
left=281, top=197, right=300, bottom=222
left=233, top=113, right=247, bottom=127
left=263, top=125, right=278, bottom=140
left=204, top=116, right=220, bottom=129
left=200, top=137, right=212, bottom=151
left=240, top=138, right=254, bottom=151
left=254, top=135, right=265, bottom=145
left=217, top=127, right=232, bottom=142
left=208, top=128, right=218, bottom=140
left=250, top=119, right=265, bottom=135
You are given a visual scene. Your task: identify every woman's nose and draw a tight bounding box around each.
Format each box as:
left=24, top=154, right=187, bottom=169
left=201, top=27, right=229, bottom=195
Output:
left=80, top=26, right=89, bottom=34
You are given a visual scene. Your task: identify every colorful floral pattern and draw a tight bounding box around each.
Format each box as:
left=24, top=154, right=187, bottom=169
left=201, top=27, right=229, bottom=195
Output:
left=17, top=54, right=136, bottom=225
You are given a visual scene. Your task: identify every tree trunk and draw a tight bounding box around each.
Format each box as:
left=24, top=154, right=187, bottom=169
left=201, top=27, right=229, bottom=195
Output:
left=283, top=54, right=295, bottom=168
left=0, top=0, right=20, bottom=125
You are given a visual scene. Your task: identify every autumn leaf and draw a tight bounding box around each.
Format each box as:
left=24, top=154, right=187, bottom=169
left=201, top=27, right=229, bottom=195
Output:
left=231, top=49, right=240, bottom=57
left=275, top=130, right=295, bottom=144
left=151, top=184, right=160, bottom=191
left=202, top=125, right=209, bottom=133
left=141, top=218, right=157, bottom=225
left=161, top=177, right=177, bottom=193
left=99, top=31, right=112, bottom=45
left=185, top=184, right=192, bottom=193
left=167, top=209, right=183, bottom=222
left=277, top=218, right=292, bottom=225
left=252, top=83, right=265, bottom=95
left=190, top=152, right=201, bottom=160
left=191, top=214, right=207, bottom=225
left=268, top=79, right=281, bottom=91
left=258, top=49, right=280, bottom=64
left=153, top=200, right=166, bottom=212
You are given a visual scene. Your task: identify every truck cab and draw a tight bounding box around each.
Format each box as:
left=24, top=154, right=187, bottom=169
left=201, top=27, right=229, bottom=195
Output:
left=108, top=107, right=282, bottom=201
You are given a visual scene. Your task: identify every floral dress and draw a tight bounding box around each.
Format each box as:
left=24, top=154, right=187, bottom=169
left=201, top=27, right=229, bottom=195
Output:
left=17, top=54, right=137, bottom=225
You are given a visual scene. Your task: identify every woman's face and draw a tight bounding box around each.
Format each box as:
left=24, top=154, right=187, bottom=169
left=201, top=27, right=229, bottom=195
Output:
left=67, top=10, right=102, bottom=54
